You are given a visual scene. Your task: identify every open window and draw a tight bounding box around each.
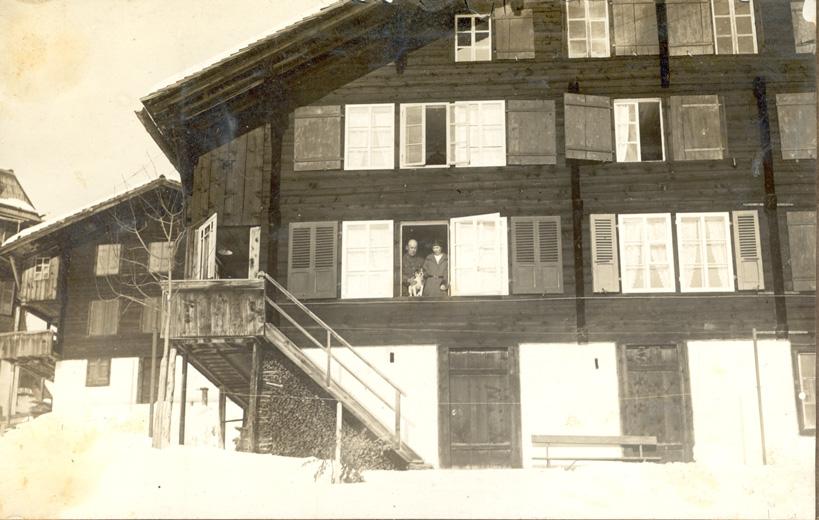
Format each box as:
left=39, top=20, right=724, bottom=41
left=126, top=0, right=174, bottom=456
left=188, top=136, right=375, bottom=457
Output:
left=193, top=214, right=217, bottom=280
left=399, top=222, right=448, bottom=297
left=613, top=99, right=665, bottom=162
left=400, top=104, right=449, bottom=168
left=449, top=213, right=509, bottom=296
left=449, top=101, right=506, bottom=167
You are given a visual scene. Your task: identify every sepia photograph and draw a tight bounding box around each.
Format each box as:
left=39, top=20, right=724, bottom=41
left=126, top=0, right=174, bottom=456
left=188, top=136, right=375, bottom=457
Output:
left=0, top=0, right=816, bottom=518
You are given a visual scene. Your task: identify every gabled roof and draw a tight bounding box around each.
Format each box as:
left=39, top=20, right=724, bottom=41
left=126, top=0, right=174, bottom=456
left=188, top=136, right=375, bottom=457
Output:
left=0, top=176, right=181, bottom=255
left=0, top=169, right=41, bottom=223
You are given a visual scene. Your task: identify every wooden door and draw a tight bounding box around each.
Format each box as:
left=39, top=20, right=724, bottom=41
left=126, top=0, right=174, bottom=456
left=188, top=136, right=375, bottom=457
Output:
left=619, top=344, right=693, bottom=462
left=440, top=346, right=520, bottom=468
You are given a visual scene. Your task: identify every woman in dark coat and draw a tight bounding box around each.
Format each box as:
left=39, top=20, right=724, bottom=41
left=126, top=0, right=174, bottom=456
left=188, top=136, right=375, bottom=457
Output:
left=422, top=240, right=448, bottom=297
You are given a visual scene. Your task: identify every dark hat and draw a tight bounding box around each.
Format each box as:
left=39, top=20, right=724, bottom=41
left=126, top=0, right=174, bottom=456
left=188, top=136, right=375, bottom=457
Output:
left=431, top=239, right=444, bottom=248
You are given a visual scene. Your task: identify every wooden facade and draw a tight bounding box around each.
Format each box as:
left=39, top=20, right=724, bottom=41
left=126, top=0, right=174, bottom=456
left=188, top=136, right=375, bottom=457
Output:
left=139, top=0, right=816, bottom=467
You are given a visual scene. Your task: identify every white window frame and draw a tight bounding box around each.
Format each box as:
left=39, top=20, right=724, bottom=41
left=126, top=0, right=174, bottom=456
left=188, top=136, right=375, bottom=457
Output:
left=400, top=103, right=451, bottom=168
left=448, top=100, right=506, bottom=168
left=618, top=213, right=676, bottom=293
left=613, top=98, right=666, bottom=162
left=449, top=213, right=509, bottom=297
left=566, top=0, right=611, bottom=58
left=33, top=257, right=50, bottom=280
left=676, top=212, right=735, bottom=293
left=711, top=0, right=758, bottom=54
left=193, top=213, right=217, bottom=280
left=344, top=104, right=395, bottom=171
left=341, top=220, right=394, bottom=299
left=454, top=14, right=492, bottom=62
left=796, top=351, right=816, bottom=432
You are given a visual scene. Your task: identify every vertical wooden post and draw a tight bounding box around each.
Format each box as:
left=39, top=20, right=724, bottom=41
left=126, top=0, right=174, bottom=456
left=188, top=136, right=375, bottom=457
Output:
left=333, top=401, right=342, bottom=484
left=394, top=390, right=401, bottom=449
left=148, top=327, right=158, bottom=437
left=178, top=353, right=188, bottom=445
left=246, top=341, right=261, bottom=452
left=218, top=387, right=226, bottom=449
left=5, top=362, right=16, bottom=429
left=325, top=330, right=332, bottom=388
left=751, top=328, right=768, bottom=465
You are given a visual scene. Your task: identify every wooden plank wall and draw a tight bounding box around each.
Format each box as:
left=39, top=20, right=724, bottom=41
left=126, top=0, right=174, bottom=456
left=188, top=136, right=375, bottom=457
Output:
left=168, top=281, right=266, bottom=338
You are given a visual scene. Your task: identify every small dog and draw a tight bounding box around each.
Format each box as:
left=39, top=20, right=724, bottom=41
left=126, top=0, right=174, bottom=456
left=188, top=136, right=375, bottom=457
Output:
left=408, top=268, right=425, bottom=297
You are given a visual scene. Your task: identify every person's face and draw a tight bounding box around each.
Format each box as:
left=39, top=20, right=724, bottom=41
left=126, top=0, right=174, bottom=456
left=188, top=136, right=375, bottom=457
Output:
left=407, top=240, right=418, bottom=256
left=432, top=244, right=442, bottom=255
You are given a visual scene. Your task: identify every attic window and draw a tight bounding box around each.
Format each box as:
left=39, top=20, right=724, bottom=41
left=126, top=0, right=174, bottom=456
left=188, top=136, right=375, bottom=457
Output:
left=455, top=14, right=492, bottom=62
left=33, top=257, right=50, bottom=280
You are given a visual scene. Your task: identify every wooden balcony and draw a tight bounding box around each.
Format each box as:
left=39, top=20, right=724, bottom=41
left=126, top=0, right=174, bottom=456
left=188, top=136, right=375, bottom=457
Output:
left=0, top=330, right=58, bottom=379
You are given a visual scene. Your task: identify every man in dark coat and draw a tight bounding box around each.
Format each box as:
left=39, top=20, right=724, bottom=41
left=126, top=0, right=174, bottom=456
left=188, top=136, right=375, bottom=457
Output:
left=402, top=239, right=425, bottom=296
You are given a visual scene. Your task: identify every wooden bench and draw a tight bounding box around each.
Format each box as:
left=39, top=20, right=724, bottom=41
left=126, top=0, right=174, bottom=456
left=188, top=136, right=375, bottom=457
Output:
left=532, top=434, right=661, bottom=467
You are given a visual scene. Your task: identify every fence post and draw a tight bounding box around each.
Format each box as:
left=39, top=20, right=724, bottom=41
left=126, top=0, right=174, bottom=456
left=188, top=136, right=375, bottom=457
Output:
left=325, top=329, right=332, bottom=388
left=333, top=401, right=342, bottom=484
left=394, top=390, right=401, bottom=450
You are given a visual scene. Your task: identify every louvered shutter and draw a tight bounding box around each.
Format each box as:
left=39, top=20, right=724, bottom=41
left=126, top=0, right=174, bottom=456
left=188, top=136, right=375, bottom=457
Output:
left=732, top=210, right=764, bottom=290
left=0, top=280, right=14, bottom=315
left=612, top=0, right=660, bottom=55
left=791, top=1, right=816, bottom=53
left=591, top=214, right=620, bottom=293
left=294, top=105, right=343, bottom=171
left=786, top=211, right=816, bottom=291
left=510, top=217, right=562, bottom=294
left=666, top=0, right=714, bottom=55
left=775, top=93, right=817, bottom=160
left=564, top=93, right=613, bottom=161
left=494, top=6, right=535, bottom=59
left=507, top=100, right=557, bottom=165
left=288, top=222, right=338, bottom=299
left=669, top=95, right=726, bottom=160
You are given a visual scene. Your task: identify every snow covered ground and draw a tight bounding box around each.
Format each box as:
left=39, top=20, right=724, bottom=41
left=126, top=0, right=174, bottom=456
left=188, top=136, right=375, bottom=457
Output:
left=1, top=412, right=814, bottom=519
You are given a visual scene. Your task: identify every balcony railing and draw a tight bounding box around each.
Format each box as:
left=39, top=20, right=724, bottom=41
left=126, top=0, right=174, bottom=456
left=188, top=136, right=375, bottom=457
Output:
left=0, top=330, right=56, bottom=361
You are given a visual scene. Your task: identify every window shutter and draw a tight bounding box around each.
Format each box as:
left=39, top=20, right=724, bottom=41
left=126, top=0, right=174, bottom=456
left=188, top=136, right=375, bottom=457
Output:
left=564, top=93, right=613, bottom=161
left=88, top=301, right=104, bottom=336
left=105, top=300, right=120, bottom=335
left=288, top=222, right=338, bottom=300
left=86, top=358, right=111, bottom=387
left=506, top=100, right=557, bottom=165
left=89, top=300, right=119, bottom=336
left=591, top=214, right=620, bottom=293
left=669, top=95, right=726, bottom=160
left=732, top=210, right=764, bottom=291
left=149, top=242, right=172, bottom=273
left=0, top=280, right=14, bottom=315
left=612, top=0, right=660, bottom=55
left=775, top=93, right=817, bottom=160
left=313, top=223, right=338, bottom=298
left=141, top=297, right=160, bottom=333
left=294, top=105, right=343, bottom=171
left=511, top=217, right=563, bottom=294
left=791, top=1, right=816, bottom=54
left=494, top=6, right=535, bottom=59
left=47, top=256, right=60, bottom=297
left=666, top=0, right=714, bottom=55
left=786, top=211, right=816, bottom=291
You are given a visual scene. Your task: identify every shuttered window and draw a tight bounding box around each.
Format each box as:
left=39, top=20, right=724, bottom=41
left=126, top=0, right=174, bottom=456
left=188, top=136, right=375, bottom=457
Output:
left=618, top=214, right=675, bottom=293
left=511, top=217, right=562, bottom=294
left=506, top=100, right=557, bottom=165
left=288, top=222, right=338, bottom=299
left=400, top=103, right=449, bottom=168
left=449, top=101, right=506, bottom=167
left=613, top=99, right=665, bottom=162
left=95, top=244, right=121, bottom=276
left=612, top=0, right=660, bottom=55
left=294, top=105, right=343, bottom=171
left=667, top=0, right=715, bottom=55
left=0, top=280, right=14, bottom=315
left=455, top=14, right=492, bottom=62
left=669, top=95, right=726, bottom=160
left=148, top=242, right=172, bottom=273
left=494, top=6, right=535, bottom=59
left=775, top=93, right=817, bottom=160
left=566, top=0, right=611, bottom=58
left=591, top=214, right=620, bottom=293
left=344, top=104, right=394, bottom=170
left=731, top=210, right=764, bottom=291
left=676, top=212, right=735, bottom=292
left=88, top=299, right=120, bottom=336
left=140, top=296, right=161, bottom=334
left=450, top=213, right=509, bottom=296
left=711, top=0, right=758, bottom=54
left=786, top=211, right=816, bottom=292
left=564, top=93, right=613, bottom=161
left=341, top=221, right=393, bottom=299
left=86, top=358, right=111, bottom=387
left=795, top=351, right=816, bottom=432
left=791, top=1, right=816, bottom=54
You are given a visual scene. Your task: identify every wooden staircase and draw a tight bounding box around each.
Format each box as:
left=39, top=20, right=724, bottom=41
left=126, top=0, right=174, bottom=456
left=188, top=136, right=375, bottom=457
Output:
left=259, top=273, right=426, bottom=467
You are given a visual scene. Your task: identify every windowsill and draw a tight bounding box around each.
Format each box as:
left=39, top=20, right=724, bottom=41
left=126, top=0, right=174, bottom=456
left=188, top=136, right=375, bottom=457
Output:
left=798, top=428, right=816, bottom=437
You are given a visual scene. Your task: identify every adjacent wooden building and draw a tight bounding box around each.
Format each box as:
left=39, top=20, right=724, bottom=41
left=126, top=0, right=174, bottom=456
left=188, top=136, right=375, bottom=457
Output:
left=137, top=0, right=816, bottom=468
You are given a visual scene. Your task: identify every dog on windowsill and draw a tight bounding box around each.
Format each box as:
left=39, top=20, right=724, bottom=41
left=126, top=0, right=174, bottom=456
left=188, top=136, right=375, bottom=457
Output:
left=408, top=268, right=425, bottom=297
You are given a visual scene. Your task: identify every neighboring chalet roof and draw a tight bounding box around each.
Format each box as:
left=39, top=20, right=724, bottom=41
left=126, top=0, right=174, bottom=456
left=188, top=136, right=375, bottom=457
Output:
left=137, top=0, right=460, bottom=184
left=0, top=176, right=181, bottom=258
left=0, top=169, right=42, bottom=224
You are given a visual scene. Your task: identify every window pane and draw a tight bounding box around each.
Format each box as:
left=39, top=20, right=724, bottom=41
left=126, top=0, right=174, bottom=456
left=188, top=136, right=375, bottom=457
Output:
left=568, top=1, right=586, bottom=19
left=684, top=267, right=703, bottom=288
left=457, top=16, right=471, bottom=32
left=425, top=106, right=447, bottom=165
left=457, top=33, right=472, bottom=48
left=569, top=20, right=587, bottom=38
left=638, top=102, right=663, bottom=161
left=708, top=267, right=728, bottom=287
left=734, top=0, right=751, bottom=15
left=475, top=16, right=489, bottom=31
left=712, top=0, right=730, bottom=15
left=650, top=266, right=671, bottom=289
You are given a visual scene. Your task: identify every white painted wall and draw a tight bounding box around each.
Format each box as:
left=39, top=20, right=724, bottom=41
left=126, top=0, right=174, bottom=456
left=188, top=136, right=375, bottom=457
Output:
left=0, top=360, right=14, bottom=417
left=519, top=343, right=621, bottom=468
left=688, top=339, right=815, bottom=465
left=303, top=345, right=439, bottom=467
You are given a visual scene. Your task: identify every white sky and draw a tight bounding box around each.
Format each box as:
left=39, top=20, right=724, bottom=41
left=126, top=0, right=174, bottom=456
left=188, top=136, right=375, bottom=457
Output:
left=0, top=0, right=332, bottom=219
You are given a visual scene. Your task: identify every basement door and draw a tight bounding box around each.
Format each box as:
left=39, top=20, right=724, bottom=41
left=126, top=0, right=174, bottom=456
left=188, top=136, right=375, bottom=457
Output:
left=439, top=346, right=521, bottom=468
left=618, top=344, right=694, bottom=462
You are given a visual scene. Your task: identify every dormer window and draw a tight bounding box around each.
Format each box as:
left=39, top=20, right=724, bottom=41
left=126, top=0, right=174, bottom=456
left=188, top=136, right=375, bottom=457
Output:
left=455, top=14, right=492, bottom=62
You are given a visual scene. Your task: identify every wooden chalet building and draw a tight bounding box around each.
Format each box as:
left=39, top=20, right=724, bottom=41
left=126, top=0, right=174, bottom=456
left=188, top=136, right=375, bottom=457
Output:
left=137, top=0, right=816, bottom=468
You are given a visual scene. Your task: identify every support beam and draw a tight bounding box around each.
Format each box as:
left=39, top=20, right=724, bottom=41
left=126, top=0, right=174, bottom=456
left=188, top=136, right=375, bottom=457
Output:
left=5, top=362, right=16, bottom=429
left=178, top=353, right=188, bottom=445
left=246, top=341, right=261, bottom=452
left=149, top=328, right=158, bottom=437
left=218, top=387, right=227, bottom=449
left=568, top=80, right=587, bottom=344
left=656, top=0, right=670, bottom=88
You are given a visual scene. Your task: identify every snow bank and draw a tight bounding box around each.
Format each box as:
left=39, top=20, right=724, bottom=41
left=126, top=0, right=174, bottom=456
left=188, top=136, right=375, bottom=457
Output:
left=1, top=412, right=813, bottom=519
